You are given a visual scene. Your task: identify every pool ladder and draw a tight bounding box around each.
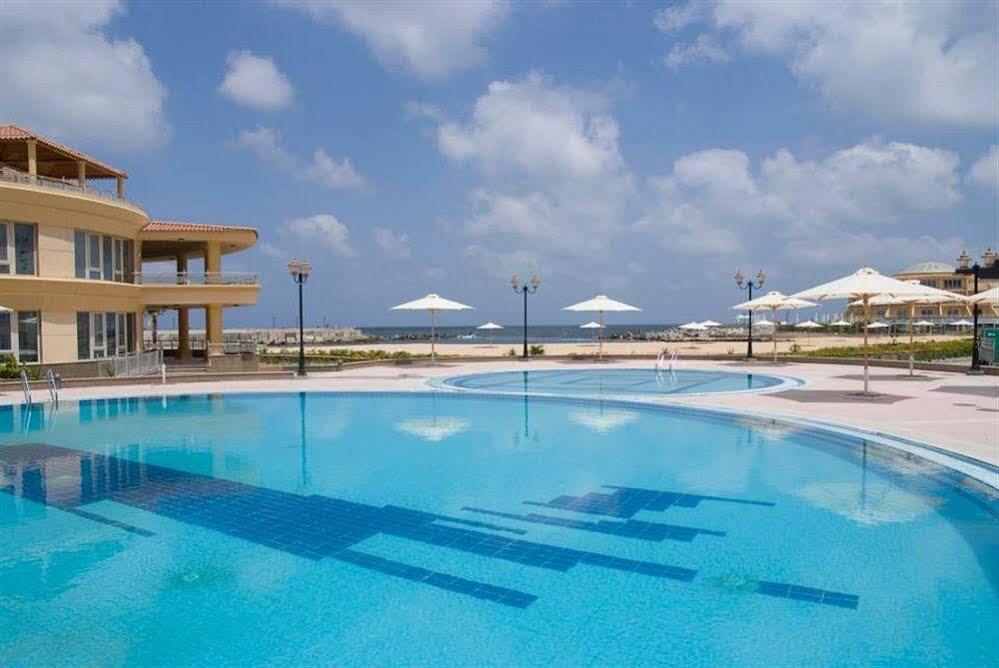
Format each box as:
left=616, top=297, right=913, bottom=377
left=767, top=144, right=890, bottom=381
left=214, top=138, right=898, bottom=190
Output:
left=19, top=369, right=59, bottom=407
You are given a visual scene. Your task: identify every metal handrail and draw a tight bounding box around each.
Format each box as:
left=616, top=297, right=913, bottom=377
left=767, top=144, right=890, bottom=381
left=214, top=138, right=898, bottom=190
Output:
left=135, top=272, right=259, bottom=286
left=20, top=370, right=31, bottom=405
left=1, top=164, right=141, bottom=208
left=46, top=369, right=59, bottom=407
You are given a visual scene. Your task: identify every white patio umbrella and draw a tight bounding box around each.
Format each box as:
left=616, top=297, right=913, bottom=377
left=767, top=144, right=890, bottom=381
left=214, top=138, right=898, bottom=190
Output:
left=851, top=281, right=965, bottom=375
left=792, top=267, right=933, bottom=394
left=679, top=321, right=707, bottom=331
left=948, top=319, right=974, bottom=328
left=391, top=294, right=474, bottom=361
left=580, top=321, right=603, bottom=344
left=563, top=295, right=640, bottom=359
left=829, top=319, right=853, bottom=327
left=476, top=321, right=503, bottom=346
left=970, top=286, right=999, bottom=307
left=732, top=290, right=816, bottom=362
left=913, top=319, right=935, bottom=327
left=795, top=320, right=823, bottom=329
left=699, top=320, right=722, bottom=327
left=867, top=321, right=890, bottom=330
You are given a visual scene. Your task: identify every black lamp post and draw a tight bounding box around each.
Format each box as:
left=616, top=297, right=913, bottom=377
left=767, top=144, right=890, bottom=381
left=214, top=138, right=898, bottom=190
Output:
left=735, top=268, right=766, bottom=359
left=288, top=259, right=312, bottom=377
left=511, top=275, right=541, bottom=360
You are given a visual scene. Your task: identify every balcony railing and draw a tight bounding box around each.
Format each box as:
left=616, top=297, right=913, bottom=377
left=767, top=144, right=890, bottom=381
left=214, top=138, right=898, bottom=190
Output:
left=135, top=272, right=259, bottom=286
left=0, top=164, right=140, bottom=207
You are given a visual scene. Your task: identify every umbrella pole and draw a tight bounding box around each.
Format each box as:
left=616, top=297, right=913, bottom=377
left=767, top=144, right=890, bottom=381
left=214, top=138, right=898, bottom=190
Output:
left=908, top=303, right=915, bottom=376
left=599, top=310, right=605, bottom=360
left=863, top=296, right=871, bottom=394
left=772, top=308, right=777, bottom=363
left=431, top=309, right=437, bottom=363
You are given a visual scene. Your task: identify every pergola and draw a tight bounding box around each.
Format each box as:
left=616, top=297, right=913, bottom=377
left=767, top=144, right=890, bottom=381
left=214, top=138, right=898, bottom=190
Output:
left=0, top=124, right=127, bottom=196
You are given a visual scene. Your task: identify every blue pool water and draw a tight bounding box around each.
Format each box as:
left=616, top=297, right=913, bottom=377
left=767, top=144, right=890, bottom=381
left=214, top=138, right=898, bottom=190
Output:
left=440, top=368, right=788, bottom=397
left=1, top=392, right=996, bottom=667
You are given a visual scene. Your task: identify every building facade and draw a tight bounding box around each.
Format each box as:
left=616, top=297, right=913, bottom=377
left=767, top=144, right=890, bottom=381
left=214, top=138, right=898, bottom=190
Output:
left=0, top=125, right=259, bottom=371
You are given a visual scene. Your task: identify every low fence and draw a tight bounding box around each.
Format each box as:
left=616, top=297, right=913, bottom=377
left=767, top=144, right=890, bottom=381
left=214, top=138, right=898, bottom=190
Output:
left=97, top=348, right=164, bottom=378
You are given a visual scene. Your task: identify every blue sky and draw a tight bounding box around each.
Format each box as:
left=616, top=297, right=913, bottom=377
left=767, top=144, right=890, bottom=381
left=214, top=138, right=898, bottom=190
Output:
left=2, top=0, right=996, bottom=327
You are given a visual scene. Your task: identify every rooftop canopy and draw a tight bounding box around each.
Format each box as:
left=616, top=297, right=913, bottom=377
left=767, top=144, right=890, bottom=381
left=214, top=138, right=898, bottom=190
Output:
left=0, top=124, right=126, bottom=179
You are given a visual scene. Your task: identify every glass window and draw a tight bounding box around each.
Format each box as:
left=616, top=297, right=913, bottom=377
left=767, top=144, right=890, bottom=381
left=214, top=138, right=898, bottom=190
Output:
left=14, top=223, right=36, bottom=275
left=92, top=313, right=105, bottom=358
left=74, top=230, right=87, bottom=278
left=77, top=312, right=91, bottom=360
left=126, top=313, right=135, bottom=353
left=116, top=313, right=126, bottom=354
left=0, top=312, right=11, bottom=352
left=106, top=313, right=117, bottom=356
left=88, top=233, right=101, bottom=279
left=124, top=239, right=134, bottom=282
left=16, top=311, right=39, bottom=363
left=114, top=238, right=124, bottom=281
left=102, top=235, right=113, bottom=281
left=0, top=222, right=8, bottom=274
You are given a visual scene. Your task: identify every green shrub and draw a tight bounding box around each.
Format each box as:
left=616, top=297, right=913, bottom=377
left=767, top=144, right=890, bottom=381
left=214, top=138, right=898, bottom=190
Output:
left=0, top=355, right=28, bottom=379
left=802, top=338, right=972, bottom=361
left=530, top=344, right=545, bottom=356
left=506, top=348, right=518, bottom=357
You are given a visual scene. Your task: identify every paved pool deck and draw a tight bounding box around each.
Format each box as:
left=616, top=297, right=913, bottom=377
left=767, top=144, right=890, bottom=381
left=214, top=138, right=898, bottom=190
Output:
left=2, top=359, right=995, bottom=470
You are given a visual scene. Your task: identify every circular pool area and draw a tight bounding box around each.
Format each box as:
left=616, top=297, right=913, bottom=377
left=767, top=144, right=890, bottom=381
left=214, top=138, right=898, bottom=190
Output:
left=1, top=392, right=995, bottom=666
left=438, top=367, right=794, bottom=397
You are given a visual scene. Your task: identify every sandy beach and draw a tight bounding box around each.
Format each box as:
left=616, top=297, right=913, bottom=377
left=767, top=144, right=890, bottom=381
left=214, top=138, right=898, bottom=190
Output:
left=289, top=332, right=969, bottom=358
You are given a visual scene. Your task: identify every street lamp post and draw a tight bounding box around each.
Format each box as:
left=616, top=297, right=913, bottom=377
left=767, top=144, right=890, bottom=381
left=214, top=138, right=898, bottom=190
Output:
left=511, top=275, right=541, bottom=360
left=288, top=259, right=312, bottom=377
left=735, top=268, right=766, bottom=359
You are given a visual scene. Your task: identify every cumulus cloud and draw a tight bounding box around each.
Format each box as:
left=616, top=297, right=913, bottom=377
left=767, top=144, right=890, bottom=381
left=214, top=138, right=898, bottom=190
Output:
left=274, top=0, right=507, bottom=79
left=372, top=228, right=411, bottom=259
left=782, top=233, right=966, bottom=271
left=280, top=214, right=355, bottom=257
left=968, top=145, right=999, bottom=193
left=238, top=127, right=364, bottom=189
left=636, top=139, right=963, bottom=255
left=665, top=34, right=729, bottom=69
left=433, top=73, right=634, bottom=257
left=657, top=1, right=997, bottom=128
left=219, top=51, right=294, bottom=111
left=0, top=0, right=169, bottom=150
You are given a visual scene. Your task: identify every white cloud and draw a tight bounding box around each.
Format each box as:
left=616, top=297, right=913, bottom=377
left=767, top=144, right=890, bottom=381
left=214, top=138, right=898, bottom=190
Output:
left=0, top=0, right=168, bottom=150
left=280, top=214, right=355, bottom=257
left=783, top=233, right=966, bottom=270
left=219, top=51, right=294, bottom=111
left=433, top=73, right=635, bottom=258
left=665, top=34, right=730, bottom=69
left=462, top=245, right=541, bottom=281
left=275, top=0, right=507, bottom=79
left=654, top=3, right=705, bottom=33
left=659, top=1, right=997, bottom=128
left=968, top=145, right=999, bottom=193
left=372, top=228, right=411, bottom=259
left=438, top=72, right=623, bottom=180
left=637, top=139, right=962, bottom=255
left=238, top=127, right=364, bottom=189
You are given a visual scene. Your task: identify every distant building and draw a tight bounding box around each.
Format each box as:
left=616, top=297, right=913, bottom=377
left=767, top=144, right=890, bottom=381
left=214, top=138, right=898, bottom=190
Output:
left=845, top=251, right=998, bottom=322
left=0, top=124, right=259, bottom=371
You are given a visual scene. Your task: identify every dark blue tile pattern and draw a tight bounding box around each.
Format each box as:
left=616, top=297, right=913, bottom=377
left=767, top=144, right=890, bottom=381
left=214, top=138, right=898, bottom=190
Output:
left=755, top=580, right=860, bottom=609
left=526, top=485, right=775, bottom=519
left=462, top=506, right=726, bottom=542
left=0, top=444, right=697, bottom=608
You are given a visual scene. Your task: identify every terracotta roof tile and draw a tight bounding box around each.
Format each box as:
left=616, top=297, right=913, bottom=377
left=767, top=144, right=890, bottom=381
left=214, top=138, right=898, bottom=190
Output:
left=0, top=124, right=127, bottom=178
left=142, top=220, right=258, bottom=235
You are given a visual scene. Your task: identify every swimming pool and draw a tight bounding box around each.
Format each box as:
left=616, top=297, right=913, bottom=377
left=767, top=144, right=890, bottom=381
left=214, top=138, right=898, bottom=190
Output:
left=439, top=368, right=792, bottom=397
left=1, top=392, right=996, bottom=666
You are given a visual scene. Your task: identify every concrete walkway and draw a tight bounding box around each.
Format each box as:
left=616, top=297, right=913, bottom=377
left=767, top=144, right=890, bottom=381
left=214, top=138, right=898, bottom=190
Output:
left=2, top=359, right=995, bottom=468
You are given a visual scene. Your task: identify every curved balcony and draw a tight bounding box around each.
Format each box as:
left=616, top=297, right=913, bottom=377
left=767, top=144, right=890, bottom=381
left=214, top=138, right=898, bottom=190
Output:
left=1, top=164, right=142, bottom=210
left=138, top=272, right=260, bottom=307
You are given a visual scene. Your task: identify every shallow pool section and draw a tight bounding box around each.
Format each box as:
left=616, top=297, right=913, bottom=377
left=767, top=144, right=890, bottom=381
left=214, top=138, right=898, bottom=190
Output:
left=1, top=393, right=996, bottom=666
left=440, top=367, right=790, bottom=397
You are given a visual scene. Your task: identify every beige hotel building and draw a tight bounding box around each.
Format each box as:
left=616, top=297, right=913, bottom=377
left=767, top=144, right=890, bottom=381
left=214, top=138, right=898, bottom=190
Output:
left=0, top=125, right=259, bottom=372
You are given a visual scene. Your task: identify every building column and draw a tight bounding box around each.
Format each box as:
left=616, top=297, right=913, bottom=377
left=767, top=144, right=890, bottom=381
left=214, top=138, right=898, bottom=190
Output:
left=77, top=160, right=87, bottom=189
left=117, top=176, right=126, bottom=199
left=206, top=304, right=223, bottom=359
left=204, top=241, right=222, bottom=282
left=26, top=140, right=37, bottom=184
left=176, top=253, right=188, bottom=282
left=177, top=308, right=191, bottom=361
